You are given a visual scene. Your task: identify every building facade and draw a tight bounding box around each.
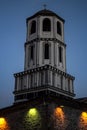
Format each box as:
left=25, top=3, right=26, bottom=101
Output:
left=0, top=9, right=87, bottom=130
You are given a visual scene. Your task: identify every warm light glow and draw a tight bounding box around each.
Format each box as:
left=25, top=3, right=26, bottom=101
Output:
left=0, top=118, right=6, bottom=125
left=24, top=108, right=41, bottom=130
left=54, top=107, right=64, bottom=117
left=0, top=117, right=10, bottom=130
left=82, top=112, right=87, bottom=119
left=54, top=107, right=65, bottom=127
left=79, top=111, right=87, bottom=129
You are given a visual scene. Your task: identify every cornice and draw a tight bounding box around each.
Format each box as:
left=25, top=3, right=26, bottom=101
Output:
left=24, top=38, right=66, bottom=47
left=14, top=65, right=75, bottom=80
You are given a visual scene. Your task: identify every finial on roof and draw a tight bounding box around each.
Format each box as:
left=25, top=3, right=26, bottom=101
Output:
left=43, top=4, right=47, bottom=10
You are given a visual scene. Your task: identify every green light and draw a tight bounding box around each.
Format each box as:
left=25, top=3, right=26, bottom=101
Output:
left=28, top=108, right=37, bottom=117
left=24, top=108, right=41, bottom=130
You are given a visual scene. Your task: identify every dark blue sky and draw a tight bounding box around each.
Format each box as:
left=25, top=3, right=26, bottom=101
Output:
left=0, top=0, right=87, bottom=108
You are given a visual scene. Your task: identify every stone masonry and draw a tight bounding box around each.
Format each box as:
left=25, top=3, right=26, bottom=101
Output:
left=0, top=94, right=87, bottom=130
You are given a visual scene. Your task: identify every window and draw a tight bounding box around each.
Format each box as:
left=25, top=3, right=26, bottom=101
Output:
left=59, top=46, right=62, bottom=63
left=20, top=76, right=23, bottom=90
left=57, top=21, right=62, bottom=35
left=52, top=72, right=55, bottom=86
left=41, top=72, right=44, bottom=85
left=44, top=44, right=49, bottom=59
left=43, top=18, right=51, bottom=31
left=30, top=46, right=34, bottom=60
left=61, top=75, right=63, bottom=89
left=30, top=20, right=36, bottom=34
left=30, top=74, right=33, bottom=88
left=45, top=71, right=48, bottom=84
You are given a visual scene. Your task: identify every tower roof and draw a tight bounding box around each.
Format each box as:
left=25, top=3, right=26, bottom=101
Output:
left=27, top=9, right=65, bottom=22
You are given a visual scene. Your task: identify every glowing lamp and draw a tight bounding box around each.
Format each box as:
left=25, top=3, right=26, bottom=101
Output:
left=82, top=112, right=87, bottom=119
left=60, top=105, right=64, bottom=108
left=54, top=107, right=65, bottom=124
left=0, top=118, right=6, bottom=125
left=0, top=117, right=10, bottom=130
left=55, top=107, right=63, bottom=114
left=28, top=108, right=37, bottom=116
left=79, top=111, right=87, bottom=127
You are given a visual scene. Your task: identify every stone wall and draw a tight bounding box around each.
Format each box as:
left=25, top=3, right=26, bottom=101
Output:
left=0, top=96, right=87, bottom=130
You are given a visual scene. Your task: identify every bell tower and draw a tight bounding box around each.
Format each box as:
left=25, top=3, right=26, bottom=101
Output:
left=13, top=9, right=75, bottom=103
left=25, top=9, right=66, bottom=72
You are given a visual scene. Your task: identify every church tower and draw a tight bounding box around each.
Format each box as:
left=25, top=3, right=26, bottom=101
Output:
left=13, top=9, right=75, bottom=103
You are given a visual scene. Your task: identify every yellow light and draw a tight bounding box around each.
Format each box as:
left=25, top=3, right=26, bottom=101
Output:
left=82, top=112, right=87, bottom=118
left=0, top=117, right=10, bottom=130
left=79, top=111, right=87, bottom=129
left=28, top=108, right=37, bottom=116
left=0, top=118, right=6, bottom=125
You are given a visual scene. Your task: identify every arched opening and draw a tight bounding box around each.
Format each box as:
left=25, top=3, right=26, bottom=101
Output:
left=30, top=46, right=34, bottom=60
left=44, top=43, right=49, bottom=59
left=30, top=20, right=36, bottom=34
left=43, top=18, right=51, bottom=31
left=59, top=46, right=63, bottom=62
left=57, top=21, right=62, bottom=35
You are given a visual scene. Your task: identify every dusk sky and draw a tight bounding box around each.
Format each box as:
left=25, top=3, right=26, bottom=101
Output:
left=0, top=0, right=87, bottom=108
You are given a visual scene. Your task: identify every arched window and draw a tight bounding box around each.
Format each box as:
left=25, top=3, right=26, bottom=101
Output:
left=57, top=21, right=62, bottom=35
left=44, top=43, right=49, bottom=59
left=59, top=46, right=62, bottom=62
left=30, top=46, right=34, bottom=60
left=43, top=18, right=51, bottom=31
left=30, top=20, right=36, bottom=34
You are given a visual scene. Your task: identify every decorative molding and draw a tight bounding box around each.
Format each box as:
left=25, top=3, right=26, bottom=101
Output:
left=25, top=38, right=66, bottom=47
left=13, top=85, right=75, bottom=98
left=14, top=64, right=75, bottom=80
